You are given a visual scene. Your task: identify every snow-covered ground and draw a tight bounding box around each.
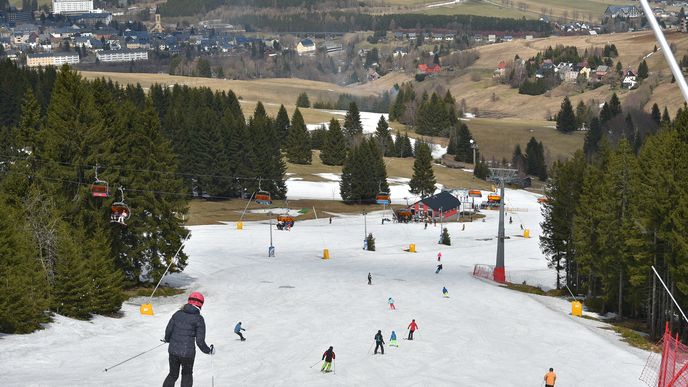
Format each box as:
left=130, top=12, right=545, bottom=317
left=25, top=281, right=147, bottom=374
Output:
left=0, top=189, right=649, bottom=386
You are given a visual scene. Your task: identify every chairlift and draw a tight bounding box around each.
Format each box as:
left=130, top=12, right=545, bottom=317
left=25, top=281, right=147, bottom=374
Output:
left=111, top=187, right=131, bottom=225
left=468, top=189, right=482, bottom=198
left=254, top=178, right=272, bottom=205
left=376, top=182, right=391, bottom=205
left=90, top=165, right=109, bottom=198
left=537, top=197, right=548, bottom=204
left=487, top=193, right=501, bottom=203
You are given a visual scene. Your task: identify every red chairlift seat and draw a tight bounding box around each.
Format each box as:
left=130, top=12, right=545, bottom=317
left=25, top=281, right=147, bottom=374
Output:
left=255, top=191, right=272, bottom=205
left=111, top=202, right=130, bottom=225
left=468, top=189, right=482, bottom=198
left=91, top=181, right=110, bottom=198
left=376, top=192, right=391, bottom=205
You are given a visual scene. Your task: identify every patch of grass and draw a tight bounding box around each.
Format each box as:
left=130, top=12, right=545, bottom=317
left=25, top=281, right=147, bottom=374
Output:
left=506, top=282, right=563, bottom=296
left=123, top=285, right=186, bottom=300
left=602, top=325, right=660, bottom=352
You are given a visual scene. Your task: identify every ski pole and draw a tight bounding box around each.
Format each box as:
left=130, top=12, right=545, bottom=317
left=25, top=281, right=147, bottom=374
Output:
left=103, top=342, right=166, bottom=372
left=211, top=353, right=215, bottom=387
left=333, top=359, right=336, bottom=374
left=367, top=342, right=374, bottom=355
left=309, top=359, right=321, bottom=368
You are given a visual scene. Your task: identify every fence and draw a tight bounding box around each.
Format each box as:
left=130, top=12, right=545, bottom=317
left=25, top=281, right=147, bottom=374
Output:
left=473, top=264, right=496, bottom=281
left=640, top=323, right=688, bottom=387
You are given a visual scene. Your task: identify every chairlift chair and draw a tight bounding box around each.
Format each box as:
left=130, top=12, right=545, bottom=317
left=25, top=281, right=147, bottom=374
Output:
left=111, top=187, right=131, bottom=225
left=468, top=189, right=482, bottom=198
left=254, top=179, right=272, bottom=205
left=90, top=165, right=109, bottom=198
left=376, top=182, right=391, bottom=205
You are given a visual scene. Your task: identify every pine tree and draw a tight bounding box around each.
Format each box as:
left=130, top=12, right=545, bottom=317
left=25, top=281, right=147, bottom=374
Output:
left=0, top=196, right=50, bottom=333
left=453, top=123, right=475, bottom=163
left=609, top=93, right=622, bottom=116
left=52, top=225, right=92, bottom=320
left=402, top=134, right=414, bottom=157
left=250, top=102, right=287, bottom=198
left=85, top=222, right=124, bottom=316
left=366, top=233, right=376, bottom=251
left=556, top=96, right=577, bottom=133
left=473, top=156, right=490, bottom=180
left=286, top=108, right=312, bottom=164
left=651, top=103, right=661, bottom=125
left=343, top=102, right=363, bottom=140
left=637, top=60, right=649, bottom=80
left=512, top=144, right=525, bottom=173
left=296, top=92, right=310, bottom=108
left=16, top=88, right=41, bottom=154
left=320, top=118, right=347, bottom=166
left=439, top=227, right=451, bottom=245
left=409, top=142, right=436, bottom=198
left=662, top=107, right=671, bottom=126
left=374, top=115, right=395, bottom=156
left=525, top=137, right=541, bottom=176
left=583, top=117, right=603, bottom=160
left=536, top=141, right=548, bottom=181
left=340, top=139, right=388, bottom=203
left=274, top=104, right=290, bottom=146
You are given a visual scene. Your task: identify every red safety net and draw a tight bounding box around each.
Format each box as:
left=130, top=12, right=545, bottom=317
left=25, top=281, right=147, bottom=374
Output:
left=641, top=323, right=688, bottom=387
left=473, top=264, right=495, bottom=281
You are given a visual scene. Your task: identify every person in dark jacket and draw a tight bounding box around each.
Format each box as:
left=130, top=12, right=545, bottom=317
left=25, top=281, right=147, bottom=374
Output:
left=163, top=292, right=214, bottom=387
left=234, top=322, right=246, bottom=341
left=321, top=346, right=335, bottom=372
left=374, top=330, right=385, bottom=354
left=368, top=272, right=372, bottom=285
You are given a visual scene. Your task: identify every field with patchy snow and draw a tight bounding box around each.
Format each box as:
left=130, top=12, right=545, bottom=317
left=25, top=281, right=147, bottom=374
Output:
left=0, top=189, right=649, bottom=386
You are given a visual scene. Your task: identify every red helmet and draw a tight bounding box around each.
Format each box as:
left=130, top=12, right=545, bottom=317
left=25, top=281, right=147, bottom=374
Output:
left=188, top=292, right=205, bottom=308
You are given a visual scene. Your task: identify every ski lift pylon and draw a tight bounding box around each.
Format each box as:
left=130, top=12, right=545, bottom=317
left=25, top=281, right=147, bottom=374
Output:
left=111, top=186, right=130, bottom=225
left=91, top=165, right=110, bottom=198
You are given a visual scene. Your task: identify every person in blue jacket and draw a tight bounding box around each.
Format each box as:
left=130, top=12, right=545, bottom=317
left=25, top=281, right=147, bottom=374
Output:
left=442, top=286, right=449, bottom=297
left=389, top=330, right=398, bottom=347
left=234, top=322, right=246, bottom=341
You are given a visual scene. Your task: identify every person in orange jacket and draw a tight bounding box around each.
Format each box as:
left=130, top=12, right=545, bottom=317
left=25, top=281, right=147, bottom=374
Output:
left=544, top=367, right=556, bottom=387
left=407, top=319, right=418, bottom=340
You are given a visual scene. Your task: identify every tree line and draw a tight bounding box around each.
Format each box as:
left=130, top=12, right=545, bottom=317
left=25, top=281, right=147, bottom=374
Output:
left=540, top=101, right=687, bottom=339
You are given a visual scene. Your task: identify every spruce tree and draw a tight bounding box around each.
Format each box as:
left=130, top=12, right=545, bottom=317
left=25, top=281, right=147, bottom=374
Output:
left=525, top=137, right=541, bottom=176
left=609, top=93, right=622, bottom=116
left=16, top=88, right=42, bottom=154
left=374, top=115, right=395, bottom=156
left=0, top=196, right=50, bottom=333
left=556, top=96, right=577, bottom=133
left=250, top=102, right=287, bottom=198
left=453, top=123, right=475, bottom=163
left=296, top=92, right=310, bottom=108
left=340, top=139, right=388, bottom=202
left=52, top=225, right=92, bottom=320
left=651, top=103, right=661, bottom=125
left=274, top=104, right=290, bottom=146
left=320, top=118, right=347, bottom=166
left=662, top=107, right=671, bottom=126
left=512, top=144, right=525, bottom=173
left=439, top=228, right=451, bottom=245
left=366, top=233, right=376, bottom=251
left=343, top=101, right=363, bottom=140
left=286, top=108, right=312, bottom=164
left=409, top=142, right=436, bottom=198
left=583, top=117, right=603, bottom=160
left=637, top=60, right=648, bottom=80
left=85, top=222, right=123, bottom=315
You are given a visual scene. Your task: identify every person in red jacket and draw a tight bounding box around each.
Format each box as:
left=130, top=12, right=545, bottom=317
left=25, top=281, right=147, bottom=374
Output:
left=321, top=346, right=335, bottom=373
left=407, top=319, right=419, bottom=340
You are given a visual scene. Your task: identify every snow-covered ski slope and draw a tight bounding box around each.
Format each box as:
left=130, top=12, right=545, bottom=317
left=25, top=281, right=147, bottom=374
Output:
left=1, top=189, right=649, bottom=386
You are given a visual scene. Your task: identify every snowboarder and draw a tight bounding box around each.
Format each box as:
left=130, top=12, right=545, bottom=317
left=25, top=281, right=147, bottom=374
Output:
left=407, top=319, right=418, bottom=340
left=442, top=287, right=449, bottom=297
left=462, top=224, right=465, bottom=231
left=388, top=297, right=396, bottom=310
left=509, top=216, right=513, bottom=224
left=437, top=252, right=442, bottom=262
left=544, top=368, right=557, bottom=387
left=435, top=263, right=443, bottom=274
left=234, top=322, right=246, bottom=341
left=368, top=272, right=372, bottom=285
left=329, top=217, right=332, bottom=224
left=374, top=330, right=385, bottom=354
left=321, top=346, right=335, bottom=372
left=424, top=222, right=428, bottom=230
left=389, top=331, right=398, bottom=347
left=162, top=292, right=214, bottom=387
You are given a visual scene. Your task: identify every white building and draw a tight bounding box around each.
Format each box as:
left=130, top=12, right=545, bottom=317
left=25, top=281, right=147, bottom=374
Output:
left=26, top=52, right=80, bottom=67
left=96, top=49, right=148, bottom=63
left=52, top=0, right=94, bottom=15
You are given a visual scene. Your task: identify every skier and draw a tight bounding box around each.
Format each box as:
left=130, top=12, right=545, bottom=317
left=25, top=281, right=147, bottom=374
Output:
left=234, top=321, right=246, bottom=341
left=462, top=224, right=465, bottom=231
left=437, top=252, right=442, bottom=262
left=424, top=222, right=428, bottom=230
left=162, top=292, right=214, bottom=387
left=407, top=319, right=418, bottom=340
left=329, top=217, right=332, bottom=224
left=435, top=263, right=443, bottom=274
left=388, top=297, right=396, bottom=310
left=368, top=272, right=372, bottom=285
left=321, top=346, right=335, bottom=373
left=509, top=216, right=513, bottom=224
left=544, top=368, right=557, bottom=387
left=442, top=286, right=449, bottom=298
left=389, top=330, right=398, bottom=347
left=374, top=330, right=385, bottom=354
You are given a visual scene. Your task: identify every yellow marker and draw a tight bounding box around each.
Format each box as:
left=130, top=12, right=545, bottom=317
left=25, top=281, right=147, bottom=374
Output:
left=323, top=249, right=330, bottom=259
left=140, top=303, right=154, bottom=316
left=236, top=222, right=243, bottom=230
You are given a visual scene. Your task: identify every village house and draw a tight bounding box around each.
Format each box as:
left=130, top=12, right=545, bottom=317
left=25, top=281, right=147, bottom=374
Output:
left=392, top=47, right=408, bottom=57
left=96, top=48, right=148, bottom=63
left=26, top=52, right=79, bottom=67
left=622, top=68, right=638, bottom=89
left=603, top=5, right=641, bottom=19
left=418, top=63, right=441, bottom=74
left=296, top=38, right=316, bottom=55
left=594, top=65, right=609, bottom=81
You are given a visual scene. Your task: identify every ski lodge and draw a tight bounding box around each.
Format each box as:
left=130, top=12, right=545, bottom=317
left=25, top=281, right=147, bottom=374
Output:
left=406, top=191, right=462, bottom=221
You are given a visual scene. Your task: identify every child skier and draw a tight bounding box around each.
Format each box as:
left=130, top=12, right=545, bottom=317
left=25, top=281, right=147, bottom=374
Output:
left=234, top=321, right=246, bottom=341
left=435, top=263, right=443, bottom=274
left=388, top=297, right=396, bottom=310
left=442, top=287, right=449, bottom=298
left=389, top=331, right=398, bottom=347
left=321, top=346, right=335, bottom=373
left=368, top=272, right=372, bottom=285
left=437, top=252, right=442, bottom=262
left=407, top=319, right=418, bottom=340
left=374, top=330, right=385, bottom=354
